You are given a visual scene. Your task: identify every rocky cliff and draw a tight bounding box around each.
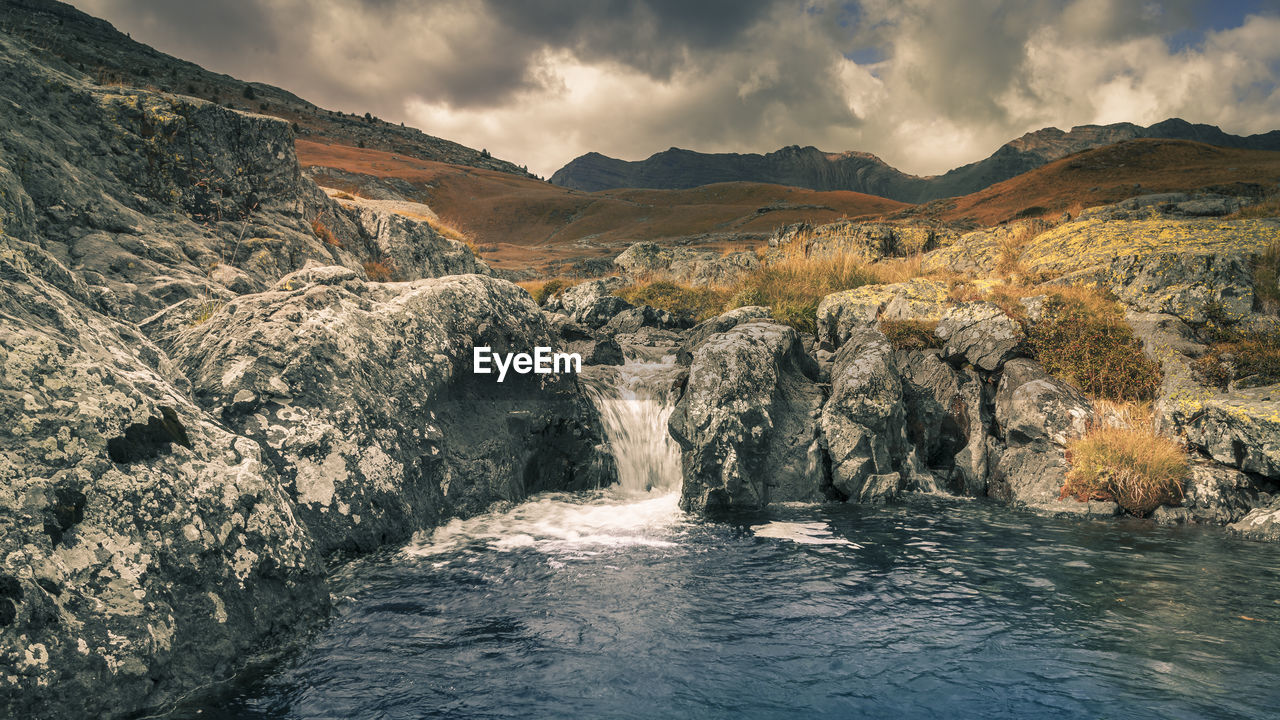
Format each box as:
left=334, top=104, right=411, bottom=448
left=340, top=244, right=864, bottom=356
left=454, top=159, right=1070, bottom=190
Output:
left=0, top=0, right=533, bottom=177
left=0, top=30, right=611, bottom=719
left=551, top=121, right=1280, bottom=202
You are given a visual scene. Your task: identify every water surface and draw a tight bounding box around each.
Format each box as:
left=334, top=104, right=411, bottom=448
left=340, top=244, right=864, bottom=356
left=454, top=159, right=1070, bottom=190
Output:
left=211, top=358, right=1280, bottom=719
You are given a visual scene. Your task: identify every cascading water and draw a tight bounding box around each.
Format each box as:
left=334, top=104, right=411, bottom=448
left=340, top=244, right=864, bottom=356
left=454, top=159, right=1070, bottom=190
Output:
left=580, top=355, right=684, bottom=495
left=401, top=351, right=687, bottom=559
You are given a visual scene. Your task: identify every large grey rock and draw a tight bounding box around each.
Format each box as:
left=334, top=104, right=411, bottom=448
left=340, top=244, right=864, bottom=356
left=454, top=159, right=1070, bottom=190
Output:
left=820, top=328, right=927, bottom=503
left=1229, top=497, right=1280, bottom=541
left=1152, top=463, right=1260, bottom=526
left=896, top=350, right=991, bottom=496
left=546, top=278, right=632, bottom=328
left=676, top=306, right=772, bottom=365
left=1164, top=384, right=1280, bottom=480
left=988, top=359, right=1093, bottom=506
left=816, top=279, right=949, bottom=350
left=670, top=322, right=826, bottom=513
left=170, top=271, right=615, bottom=554
left=935, top=302, right=1024, bottom=371
left=543, top=313, right=624, bottom=366
left=615, top=241, right=759, bottom=286
left=0, top=235, right=326, bottom=720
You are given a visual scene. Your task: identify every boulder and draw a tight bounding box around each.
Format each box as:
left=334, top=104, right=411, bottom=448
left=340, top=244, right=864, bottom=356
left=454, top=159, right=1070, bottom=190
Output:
left=543, top=313, right=624, bottom=366
left=988, top=359, right=1093, bottom=506
left=1152, top=463, right=1260, bottom=526
left=934, top=302, right=1024, bottom=371
left=1164, top=385, right=1280, bottom=480
left=820, top=328, right=927, bottom=503
left=0, top=235, right=326, bottom=720
left=675, top=306, right=772, bottom=365
left=170, top=270, right=615, bottom=554
left=816, top=279, right=949, bottom=350
left=602, top=304, right=687, bottom=335
left=1229, top=497, right=1280, bottom=542
left=614, top=241, right=759, bottom=286
left=771, top=221, right=959, bottom=263
left=545, top=278, right=632, bottom=328
left=670, top=322, right=826, bottom=513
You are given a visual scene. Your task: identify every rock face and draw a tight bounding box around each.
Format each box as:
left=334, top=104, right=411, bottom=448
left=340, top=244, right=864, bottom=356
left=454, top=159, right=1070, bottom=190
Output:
left=988, top=360, right=1094, bottom=508
left=670, top=322, right=826, bottom=512
left=1021, top=218, right=1276, bottom=325
left=170, top=270, right=614, bottom=555
left=820, top=329, right=923, bottom=503
left=331, top=194, right=490, bottom=280
left=0, top=234, right=327, bottom=719
left=934, top=302, right=1025, bottom=371
left=0, top=31, right=614, bottom=719
left=896, top=350, right=991, bottom=496
left=1165, top=385, right=1280, bottom=480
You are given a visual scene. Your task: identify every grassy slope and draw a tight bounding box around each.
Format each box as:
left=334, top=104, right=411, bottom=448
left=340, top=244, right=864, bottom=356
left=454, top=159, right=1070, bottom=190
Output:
left=296, top=140, right=908, bottom=271
left=913, top=139, right=1280, bottom=226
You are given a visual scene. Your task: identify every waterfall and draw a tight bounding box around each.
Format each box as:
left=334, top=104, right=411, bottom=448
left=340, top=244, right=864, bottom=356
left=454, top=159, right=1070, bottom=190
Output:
left=581, top=355, right=683, bottom=495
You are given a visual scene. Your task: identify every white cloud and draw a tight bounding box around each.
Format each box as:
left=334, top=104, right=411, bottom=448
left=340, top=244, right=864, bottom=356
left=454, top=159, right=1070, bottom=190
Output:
left=73, top=0, right=1280, bottom=178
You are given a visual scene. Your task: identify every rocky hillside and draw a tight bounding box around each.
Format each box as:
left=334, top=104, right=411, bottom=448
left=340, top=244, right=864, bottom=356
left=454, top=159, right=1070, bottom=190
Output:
left=551, top=120, right=1280, bottom=202
left=0, top=30, right=612, bottom=719
left=552, top=197, right=1279, bottom=535
left=0, top=0, right=532, bottom=176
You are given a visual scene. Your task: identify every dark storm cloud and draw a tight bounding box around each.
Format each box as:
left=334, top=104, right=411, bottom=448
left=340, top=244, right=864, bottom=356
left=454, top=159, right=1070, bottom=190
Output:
left=70, top=0, right=1280, bottom=177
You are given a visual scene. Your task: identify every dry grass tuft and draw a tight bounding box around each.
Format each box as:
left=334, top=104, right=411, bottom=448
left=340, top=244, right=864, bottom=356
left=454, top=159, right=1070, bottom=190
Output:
left=615, top=280, right=731, bottom=322
left=362, top=259, right=396, bottom=282
left=517, top=278, right=569, bottom=306
left=426, top=216, right=477, bottom=251
left=311, top=217, right=341, bottom=248
left=1062, top=424, right=1188, bottom=516
left=880, top=319, right=941, bottom=351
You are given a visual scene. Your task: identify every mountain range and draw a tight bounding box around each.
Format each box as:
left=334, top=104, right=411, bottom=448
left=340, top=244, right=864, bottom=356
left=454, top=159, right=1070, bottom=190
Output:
left=550, top=120, right=1280, bottom=202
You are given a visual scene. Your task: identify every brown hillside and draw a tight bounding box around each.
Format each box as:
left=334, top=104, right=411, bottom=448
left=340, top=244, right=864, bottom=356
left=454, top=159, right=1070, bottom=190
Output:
left=920, top=139, right=1280, bottom=226
left=296, top=140, right=907, bottom=273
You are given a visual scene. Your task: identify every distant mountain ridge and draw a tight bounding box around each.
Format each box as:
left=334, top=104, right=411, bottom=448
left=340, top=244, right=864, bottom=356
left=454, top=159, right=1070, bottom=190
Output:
left=551, top=119, right=1280, bottom=202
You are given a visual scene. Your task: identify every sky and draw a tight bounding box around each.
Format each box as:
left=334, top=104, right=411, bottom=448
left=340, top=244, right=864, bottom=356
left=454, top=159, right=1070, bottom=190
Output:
left=71, top=0, right=1280, bottom=179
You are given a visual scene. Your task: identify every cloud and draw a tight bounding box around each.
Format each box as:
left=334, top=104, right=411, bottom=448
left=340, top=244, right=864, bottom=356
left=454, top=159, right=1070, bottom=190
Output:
left=71, top=0, right=1280, bottom=178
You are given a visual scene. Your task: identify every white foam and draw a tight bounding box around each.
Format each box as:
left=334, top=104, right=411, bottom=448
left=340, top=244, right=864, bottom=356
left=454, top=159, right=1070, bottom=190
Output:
left=751, top=521, right=857, bottom=546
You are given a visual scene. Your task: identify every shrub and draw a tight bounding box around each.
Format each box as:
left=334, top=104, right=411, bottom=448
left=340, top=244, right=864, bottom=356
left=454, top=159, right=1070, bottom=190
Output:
left=880, top=319, right=941, bottom=351
left=1194, top=326, right=1280, bottom=388
left=1025, top=288, right=1162, bottom=402
left=1062, top=426, right=1188, bottom=516
left=614, top=281, right=730, bottom=322
left=363, top=259, right=395, bottom=282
